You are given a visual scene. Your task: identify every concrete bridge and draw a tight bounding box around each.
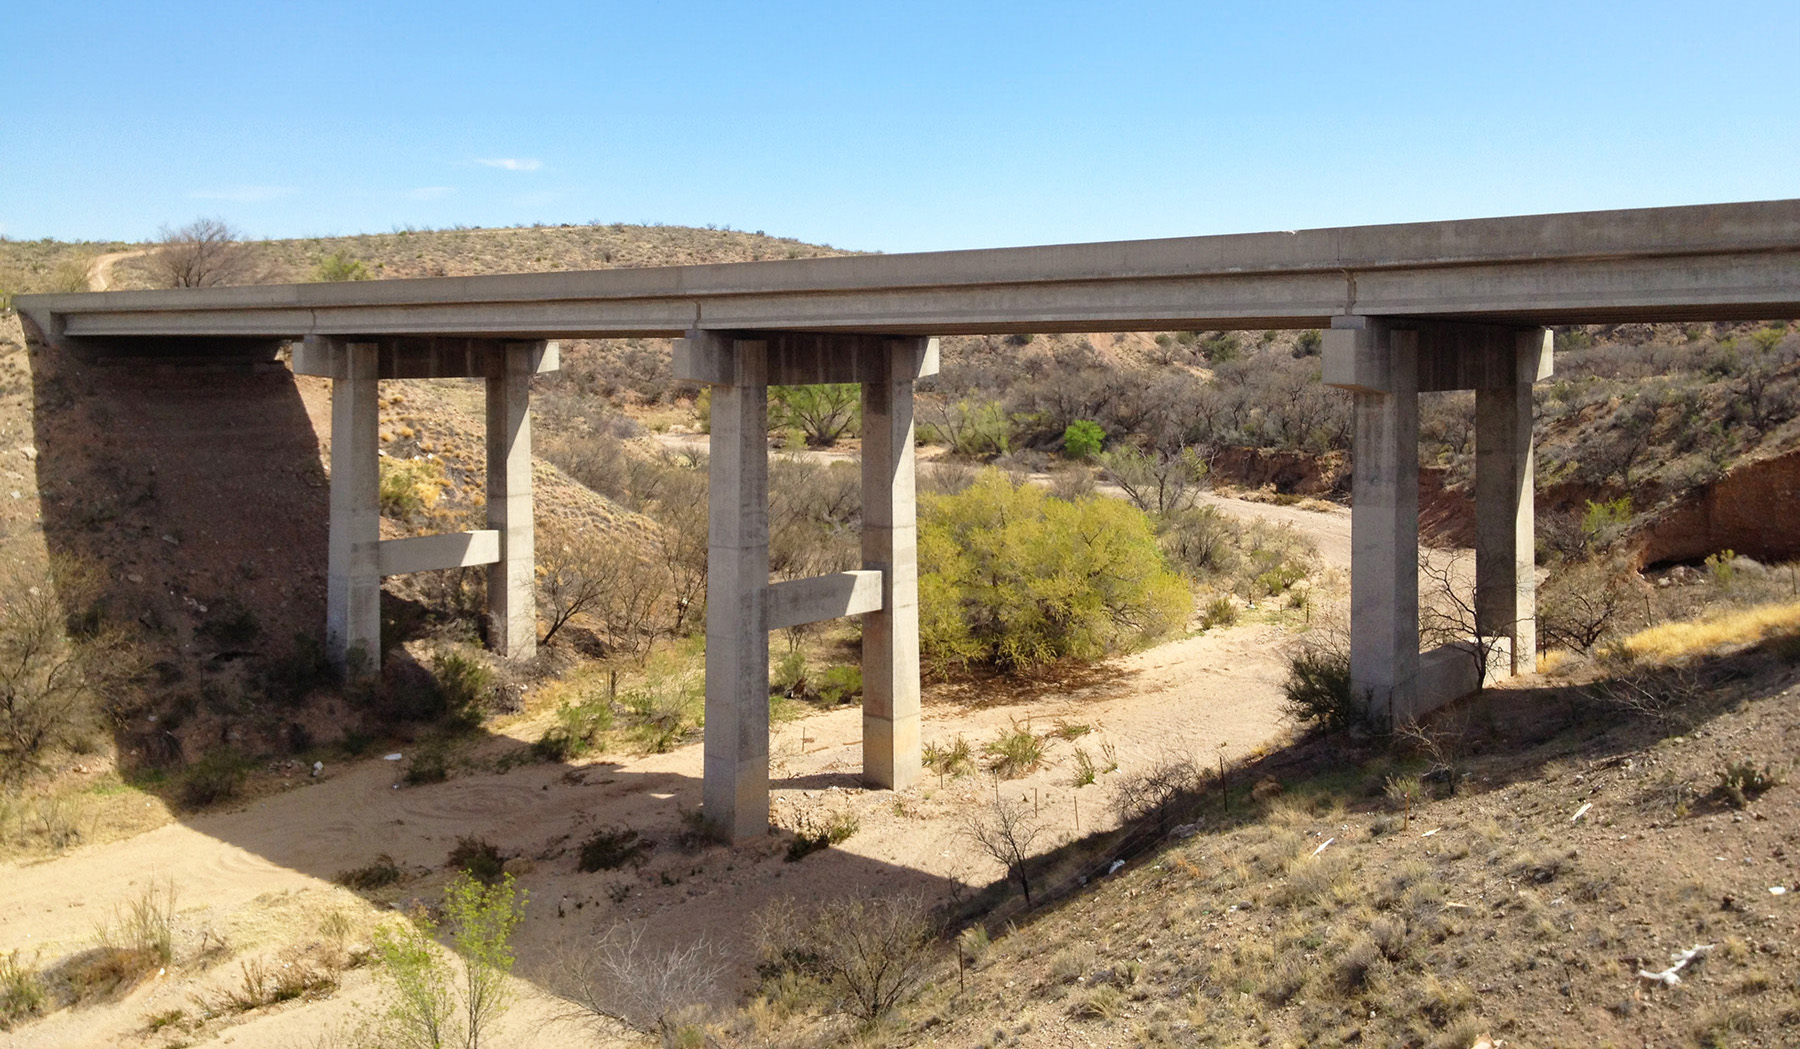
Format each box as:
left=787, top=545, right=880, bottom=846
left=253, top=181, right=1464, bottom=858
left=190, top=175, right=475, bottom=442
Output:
left=18, top=200, right=1800, bottom=841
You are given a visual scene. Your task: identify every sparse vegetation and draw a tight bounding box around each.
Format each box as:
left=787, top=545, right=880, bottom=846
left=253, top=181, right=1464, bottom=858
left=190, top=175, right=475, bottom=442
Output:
left=179, top=747, right=251, bottom=807
left=784, top=809, right=859, bottom=862
left=373, top=871, right=525, bottom=1049
left=1716, top=760, right=1784, bottom=808
left=981, top=721, right=1048, bottom=778
left=752, top=894, right=937, bottom=1024
left=578, top=827, right=649, bottom=872
left=447, top=835, right=507, bottom=885
left=336, top=853, right=405, bottom=891
left=0, top=950, right=46, bottom=1029
left=923, top=735, right=975, bottom=779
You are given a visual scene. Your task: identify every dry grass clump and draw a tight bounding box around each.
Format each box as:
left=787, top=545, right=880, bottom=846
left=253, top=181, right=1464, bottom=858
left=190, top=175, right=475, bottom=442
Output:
left=334, top=853, right=405, bottom=891
left=1615, top=598, right=1800, bottom=662
left=0, top=950, right=47, bottom=1029
left=982, top=722, right=1048, bottom=778
left=204, top=952, right=341, bottom=1013
left=63, top=880, right=179, bottom=1000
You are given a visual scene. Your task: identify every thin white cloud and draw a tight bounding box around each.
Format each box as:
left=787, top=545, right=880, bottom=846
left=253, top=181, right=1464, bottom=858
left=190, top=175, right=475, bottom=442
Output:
left=188, top=185, right=296, bottom=203
left=407, top=186, right=455, bottom=200
left=475, top=157, right=542, bottom=172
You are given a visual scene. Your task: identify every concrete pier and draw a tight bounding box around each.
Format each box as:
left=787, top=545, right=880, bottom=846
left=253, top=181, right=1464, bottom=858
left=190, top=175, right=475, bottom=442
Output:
left=324, top=340, right=381, bottom=672
left=699, top=340, right=773, bottom=842
left=861, top=340, right=924, bottom=791
left=486, top=344, right=536, bottom=660
left=676, top=331, right=936, bottom=840
left=1329, top=317, right=1422, bottom=724
left=1475, top=330, right=1550, bottom=676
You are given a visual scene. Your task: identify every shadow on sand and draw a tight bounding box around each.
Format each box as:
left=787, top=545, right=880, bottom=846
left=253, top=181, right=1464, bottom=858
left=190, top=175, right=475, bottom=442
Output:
left=20, top=332, right=966, bottom=1013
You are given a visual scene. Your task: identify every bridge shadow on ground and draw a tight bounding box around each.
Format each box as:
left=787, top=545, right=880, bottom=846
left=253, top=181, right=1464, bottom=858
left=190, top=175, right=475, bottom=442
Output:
left=18, top=333, right=964, bottom=1015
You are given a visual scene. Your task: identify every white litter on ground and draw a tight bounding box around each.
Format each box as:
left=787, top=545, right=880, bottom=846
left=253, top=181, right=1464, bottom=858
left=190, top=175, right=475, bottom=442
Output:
left=1637, top=943, right=1714, bottom=987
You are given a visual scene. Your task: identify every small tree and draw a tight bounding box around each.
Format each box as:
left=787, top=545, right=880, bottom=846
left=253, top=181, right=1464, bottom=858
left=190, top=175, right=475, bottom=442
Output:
left=1098, top=445, right=1208, bottom=516
left=444, top=873, right=524, bottom=1049
left=148, top=218, right=259, bottom=288
left=0, top=562, right=137, bottom=782
left=965, top=791, right=1043, bottom=905
left=751, top=895, right=937, bottom=1023
left=771, top=384, right=861, bottom=447
left=536, top=523, right=665, bottom=653
left=374, top=871, right=526, bottom=1049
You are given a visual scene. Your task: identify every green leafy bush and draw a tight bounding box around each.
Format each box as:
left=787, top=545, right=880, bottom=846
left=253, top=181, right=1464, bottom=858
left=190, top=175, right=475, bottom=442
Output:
left=310, top=251, right=371, bottom=282
left=180, top=748, right=251, bottom=808
left=374, top=871, right=524, bottom=1049
left=1281, top=640, right=1356, bottom=730
left=533, top=696, right=613, bottom=761
left=919, top=470, right=1190, bottom=671
left=1061, top=420, right=1105, bottom=460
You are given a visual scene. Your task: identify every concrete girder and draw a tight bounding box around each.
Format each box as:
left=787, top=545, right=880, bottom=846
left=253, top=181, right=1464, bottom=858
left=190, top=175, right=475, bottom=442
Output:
left=22, top=201, right=1800, bottom=344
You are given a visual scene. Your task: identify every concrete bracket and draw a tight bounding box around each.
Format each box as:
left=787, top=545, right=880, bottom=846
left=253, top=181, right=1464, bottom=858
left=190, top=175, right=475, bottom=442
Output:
left=764, top=570, right=885, bottom=631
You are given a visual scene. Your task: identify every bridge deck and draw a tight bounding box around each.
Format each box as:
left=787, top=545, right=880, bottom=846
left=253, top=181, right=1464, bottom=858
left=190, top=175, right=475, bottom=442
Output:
left=16, top=200, right=1800, bottom=345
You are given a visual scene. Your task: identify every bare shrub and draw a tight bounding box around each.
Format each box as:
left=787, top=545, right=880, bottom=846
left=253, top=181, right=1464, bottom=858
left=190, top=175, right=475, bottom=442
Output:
left=551, top=925, right=725, bottom=1041
left=751, top=895, right=937, bottom=1023
left=965, top=791, right=1044, bottom=905
left=1098, top=445, right=1208, bottom=515
left=1540, top=557, right=1636, bottom=652
left=0, top=561, right=139, bottom=783
left=536, top=522, right=665, bottom=653
left=149, top=218, right=261, bottom=288
left=1588, top=666, right=1707, bottom=726
left=1391, top=715, right=1473, bottom=796
left=1111, top=752, right=1202, bottom=835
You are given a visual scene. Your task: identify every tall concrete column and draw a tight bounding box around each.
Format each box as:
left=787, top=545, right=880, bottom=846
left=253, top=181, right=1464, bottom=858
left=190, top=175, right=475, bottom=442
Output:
left=861, top=338, right=923, bottom=790
left=1474, top=329, right=1544, bottom=676
left=326, top=340, right=381, bottom=674
left=486, top=344, right=536, bottom=660
left=1341, top=320, right=1421, bottom=724
left=703, top=344, right=770, bottom=842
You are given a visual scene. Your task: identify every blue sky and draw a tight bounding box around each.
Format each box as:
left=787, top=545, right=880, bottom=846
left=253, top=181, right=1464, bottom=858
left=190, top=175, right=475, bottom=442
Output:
left=4, top=1, right=1797, bottom=252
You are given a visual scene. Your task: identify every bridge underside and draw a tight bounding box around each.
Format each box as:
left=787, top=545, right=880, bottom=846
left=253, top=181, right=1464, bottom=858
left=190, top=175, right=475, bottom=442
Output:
left=17, top=199, right=1800, bottom=842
